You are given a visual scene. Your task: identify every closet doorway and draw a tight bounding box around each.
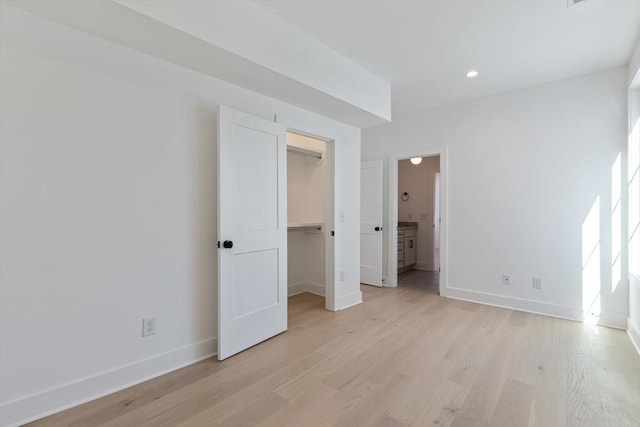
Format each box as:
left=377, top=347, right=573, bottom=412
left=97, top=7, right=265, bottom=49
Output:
left=286, top=131, right=334, bottom=310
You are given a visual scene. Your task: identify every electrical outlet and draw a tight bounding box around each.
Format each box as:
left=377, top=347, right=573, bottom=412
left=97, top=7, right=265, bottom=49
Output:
left=142, top=317, right=156, bottom=337
left=340, top=271, right=345, bottom=281
left=502, top=274, right=511, bottom=285
left=533, top=277, right=543, bottom=290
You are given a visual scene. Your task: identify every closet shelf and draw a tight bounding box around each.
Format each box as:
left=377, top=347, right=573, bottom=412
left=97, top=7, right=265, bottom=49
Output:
left=287, top=223, right=323, bottom=232
left=287, top=145, right=322, bottom=160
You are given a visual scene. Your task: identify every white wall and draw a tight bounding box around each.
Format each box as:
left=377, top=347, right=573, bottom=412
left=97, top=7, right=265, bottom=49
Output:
left=398, top=157, right=440, bottom=270
left=287, top=133, right=327, bottom=225
left=0, top=5, right=361, bottom=426
left=363, top=67, right=629, bottom=328
left=333, top=127, right=363, bottom=310
left=627, top=40, right=640, bottom=352
left=6, top=0, right=390, bottom=128
left=115, top=0, right=392, bottom=124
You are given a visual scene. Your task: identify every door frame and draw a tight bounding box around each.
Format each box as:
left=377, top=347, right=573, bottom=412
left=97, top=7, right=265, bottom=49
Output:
left=628, top=67, right=640, bottom=292
left=277, top=117, right=337, bottom=311
left=388, top=147, right=448, bottom=296
left=433, top=172, right=441, bottom=271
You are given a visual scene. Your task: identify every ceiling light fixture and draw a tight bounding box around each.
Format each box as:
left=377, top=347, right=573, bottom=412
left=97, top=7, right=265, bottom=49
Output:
left=410, top=157, right=422, bottom=165
left=466, top=70, right=479, bottom=78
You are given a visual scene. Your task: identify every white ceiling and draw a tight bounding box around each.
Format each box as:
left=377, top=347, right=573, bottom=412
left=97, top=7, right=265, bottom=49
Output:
left=256, top=0, right=640, bottom=117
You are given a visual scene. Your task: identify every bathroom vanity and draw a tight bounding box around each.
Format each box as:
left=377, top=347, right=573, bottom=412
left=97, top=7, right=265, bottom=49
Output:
left=398, top=222, right=417, bottom=272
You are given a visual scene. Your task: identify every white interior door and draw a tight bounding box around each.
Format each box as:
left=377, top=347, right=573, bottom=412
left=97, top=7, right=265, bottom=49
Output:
left=218, top=106, right=287, bottom=360
left=360, top=160, right=383, bottom=286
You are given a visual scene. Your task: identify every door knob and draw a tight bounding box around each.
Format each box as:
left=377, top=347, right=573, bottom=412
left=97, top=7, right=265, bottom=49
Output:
left=375, top=226, right=381, bottom=231
left=223, top=240, right=233, bottom=249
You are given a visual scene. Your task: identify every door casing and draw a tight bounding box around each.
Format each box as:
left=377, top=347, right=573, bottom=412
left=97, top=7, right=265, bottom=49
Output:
left=387, top=148, right=448, bottom=295
left=278, top=121, right=337, bottom=312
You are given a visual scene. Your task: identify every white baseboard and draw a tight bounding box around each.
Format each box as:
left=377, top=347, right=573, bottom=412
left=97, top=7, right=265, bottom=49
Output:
left=446, top=287, right=581, bottom=321
left=0, top=337, right=217, bottom=427
left=445, top=287, right=627, bottom=329
left=593, top=312, right=628, bottom=330
left=306, top=282, right=326, bottom=297
left=414, top=262, right=434, bottom=271
left=628, top=318, right=640, bottom=355
left=288, top=283, right=306, bottom=297
left=288, top=282, right=325, bottom=297
left=337, top=290, right=363, bottom=310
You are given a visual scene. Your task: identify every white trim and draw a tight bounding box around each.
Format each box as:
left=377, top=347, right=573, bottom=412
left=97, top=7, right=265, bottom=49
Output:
left=337, top=290, right=363, bottom=310
left=446, top=287, right=580, bottom=321
left=288, top=282, right=326, bottom=297
left=414, top=263, right=434, bottom=271
left=288, top=283, right=307, bottom=297
left=628, top=65, right=640, bottom=353
left=324, top=137, right=337, bottom=311
left=627, top=317, right=640, bottom=355
left=592, top=312, right=628, bottom=330
left=306, top=282, right=326, bottom=297
left=433, top=172, right=441, bottom=268
left=388, top=147, right=448, bottom=297
left=0, top=338, right=217, bottom=427
left=276, top=115, right=337, bottom=312
left=446, top=287, right=627, bottom=329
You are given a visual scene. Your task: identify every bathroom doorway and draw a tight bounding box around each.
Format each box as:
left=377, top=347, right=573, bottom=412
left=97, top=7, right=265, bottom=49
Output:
left=396, top=155, right=440, bottom=294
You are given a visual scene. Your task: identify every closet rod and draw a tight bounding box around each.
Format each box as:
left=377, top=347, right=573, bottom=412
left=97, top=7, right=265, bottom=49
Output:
left=287, top=145, right=322, bottom=160
left=287, top=224, right=323, bottom=231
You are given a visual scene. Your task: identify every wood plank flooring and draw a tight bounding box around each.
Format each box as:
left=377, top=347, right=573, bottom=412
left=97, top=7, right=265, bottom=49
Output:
left=26, top=286, right=640, bottom=427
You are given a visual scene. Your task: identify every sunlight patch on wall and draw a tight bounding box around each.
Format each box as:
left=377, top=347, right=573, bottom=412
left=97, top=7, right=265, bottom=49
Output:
left=611, top=153, right=622, bottom=291
left=582, top=196, right=601, bottom=316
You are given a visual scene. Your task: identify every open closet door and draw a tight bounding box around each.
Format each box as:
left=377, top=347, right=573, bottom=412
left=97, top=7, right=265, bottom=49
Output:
left=217, top=105, right=287, bottom=360
left=360, top=159, right=383, bottom=286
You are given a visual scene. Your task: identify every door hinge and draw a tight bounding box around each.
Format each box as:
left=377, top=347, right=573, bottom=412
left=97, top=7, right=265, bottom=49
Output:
left=331, top=230, right=335, bottom=236
left=217, top=241, right=220, bottom=248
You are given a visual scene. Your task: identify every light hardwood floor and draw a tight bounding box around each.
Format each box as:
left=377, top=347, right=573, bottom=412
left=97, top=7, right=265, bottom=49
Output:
left=27, top=286, right=640, bottom=427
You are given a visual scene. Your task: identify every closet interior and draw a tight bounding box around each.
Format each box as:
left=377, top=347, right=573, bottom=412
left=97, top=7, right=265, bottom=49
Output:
left=287, top=132, right=329, bottom=299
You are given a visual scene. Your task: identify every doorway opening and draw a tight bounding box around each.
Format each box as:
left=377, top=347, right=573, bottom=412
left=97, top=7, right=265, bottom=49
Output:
left=286, top=131, right=335, bottom=310
left=396, top=155, right=441, bottom=294
left=388, top=148, right=446, bottom=295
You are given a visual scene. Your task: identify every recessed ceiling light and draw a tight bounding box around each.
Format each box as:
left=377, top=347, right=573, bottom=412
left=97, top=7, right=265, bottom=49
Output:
left=466, top=70, right=479, bottom=78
